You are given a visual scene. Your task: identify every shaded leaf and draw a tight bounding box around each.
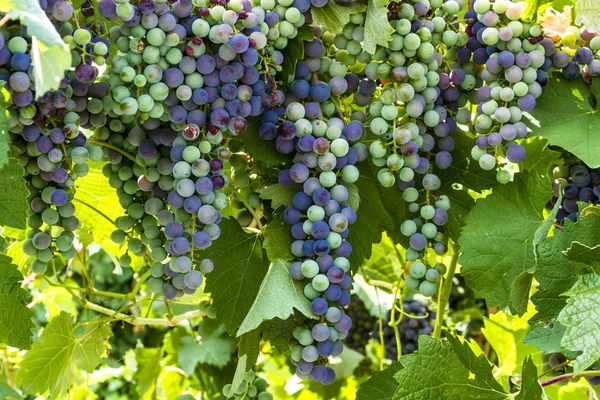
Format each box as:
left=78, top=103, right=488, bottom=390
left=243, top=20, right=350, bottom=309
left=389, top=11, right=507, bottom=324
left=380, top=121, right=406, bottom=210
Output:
left=202, top=217, right=270, bottom=334
left=237, top=259, right=315, bottom=336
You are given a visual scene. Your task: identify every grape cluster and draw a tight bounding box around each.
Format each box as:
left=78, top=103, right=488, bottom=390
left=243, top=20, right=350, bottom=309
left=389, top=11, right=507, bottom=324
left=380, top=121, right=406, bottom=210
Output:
left=258, top=34, right=369, bottom=383
left=361, top=0, right=466, bottom=296
left=1, top=5, right=109, bottom=273
left=464, top=0, right=552, bottom=176
left=222, top=370, right=273, bottom=400
left=548, top=163, right=600, bottom=224
left=95, top=0, right=315, bottom=298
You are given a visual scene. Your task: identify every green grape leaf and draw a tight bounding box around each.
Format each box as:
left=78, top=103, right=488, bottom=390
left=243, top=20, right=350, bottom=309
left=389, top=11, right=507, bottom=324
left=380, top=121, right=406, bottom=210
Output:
left=71, top=321, right=111, bottom=372
left=530, top=214, right=600, bottom=323
left=237, top=329, right=260, bottom=368
left=349, top=162, right=395, bottom=271
left=236, top=117, right=290, bottom=167
left=229, top=354, right=248, bottom=398
left=520, top=137, right=563, bottom=176
left=356, top=361, right=402, bottom=400
left=575, top=0, right=600, bottom=33
left=201, top=217, right=270, bottom=335
left=0, top=159, right=29, bottom=229
left=257, top=183, right=299, bottom=211
left=361, top=233, right=404, bottom=288
left=0, top=83, right=11, bottom=170
left=178, top=331, right=235, bottom=373
left=344, top=182, right=361, bottom=211
left=261, top=317, right=297, bottom=355
left=437, top=132, right=499, bottom=242
left=522, top=321, right=566, bottom=353
left=527, top=73, right=600, bottom=168
left=0, top=381, right=23, bottom=400
left=310, top=1, right=367, bottom=34
left=263, top=214, right=294, bottom=261
left=237, top=259, right=315, bottom=336
left=557, top=274, right=600, bottom=374
left=73, top=162, right=125, bottom=255
left=0, top=0, right=71, bottom=97
left=481, top=308, right=539, bottom=378
left=508, top=272, right=534, bottom=317
left=516, top=357, right=544, bottom=400
left=392, top=334, right=508, bottom=400
left=564, top=241, right=600, bottom=269
left=363, top=0, right=394, bottom=54
left=16, top=313, right=109, bottom=399
left=135, top=347, right=162, bottom=400
left=0, top=255, right=35, bottom=350
left=459, top=171, right=551, bottom=308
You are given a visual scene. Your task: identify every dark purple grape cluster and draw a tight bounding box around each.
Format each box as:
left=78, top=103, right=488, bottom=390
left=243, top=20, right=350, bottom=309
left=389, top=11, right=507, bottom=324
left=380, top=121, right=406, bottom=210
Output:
left=548, top=163, right=600, bottom=224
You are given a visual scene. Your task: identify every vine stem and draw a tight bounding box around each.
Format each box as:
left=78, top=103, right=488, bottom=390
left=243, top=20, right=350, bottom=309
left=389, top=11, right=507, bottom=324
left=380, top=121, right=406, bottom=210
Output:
left=234, top=190, right=265, bottom=236
left=0, top=15, right=10, bottom=28
left=84, top=301, right=205, bottom=326
left=88, top=139, right=139, bottom=164
left=433, top=242, right=460, bottom=339
left=541, top=370, right=600, bottom=387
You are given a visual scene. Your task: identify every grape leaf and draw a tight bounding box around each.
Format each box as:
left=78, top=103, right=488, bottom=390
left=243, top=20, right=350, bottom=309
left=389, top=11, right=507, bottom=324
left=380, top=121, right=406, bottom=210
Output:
left=0, top=255, right=35, bottom=350
left=236, top=117, right=290, bottom=167
left=237, top=259, right=315, bottom=336
left=229, top=355, right=248, bottom=398
left=481, top=308, right=539, bottom=378
left=520, top=137, right=563, bottom=176
left=73, top=162, right=125, bottom=254
left=263, top=214, right=294, bottom=262
left=16, top=313, right=109, bottom=399
left=515, top=357, right=544, bottom=400
left=361, top=233, right=404, bottom=288
left=356, top=361, right=402, bottom=400
left=437, top=132, right=499, bottom=242
left=557, top=274, right=600, bottom=374
left=564, top=241, right=600, bottom=269
left=0, top=0, right=72, bottom=97
left=363, top=0, right=394, bottom=55
left=575, top=0, right=600, bottom=33
left=180, top=330, right=234, bottom=373
left=135, top=347, right=161, bottom=400
left=178, top=327, right=235, bottom=373
left=237, top=329, right=260, bottom=368
left=522, top=322, right=566, bottom=353
left=349, top=162, right=395, bottom=272
left=527, top=73, right=600, bottom=168
left=0, top=159, right=29, bottom=229
left=257, top=183, right=299, bottom=211
left=0, top=381, right=23, bottom=400
left=201, top=217, right=270, bottom=335
left=310, top=1, right=367, bottom=34
left=0, top=83, right=11, bottom=169
left=261, top=317, right=297, bottom=355
left=344, top=182, right=360, bottom=211
left=459, top=171, right=551, bottom=308
left=392, top=334, right=508, bottom=400
left=530, top=214, right=600, bottom=323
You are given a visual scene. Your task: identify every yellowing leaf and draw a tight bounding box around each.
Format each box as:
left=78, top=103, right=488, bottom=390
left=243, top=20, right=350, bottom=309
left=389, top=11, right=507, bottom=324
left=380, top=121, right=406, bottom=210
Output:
left=541, top=6, right=572, bottom=39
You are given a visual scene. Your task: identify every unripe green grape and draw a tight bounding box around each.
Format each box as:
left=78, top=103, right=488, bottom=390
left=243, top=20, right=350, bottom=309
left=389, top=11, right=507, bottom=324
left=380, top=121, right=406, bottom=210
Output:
left=410, top=262, right=427, bottom=279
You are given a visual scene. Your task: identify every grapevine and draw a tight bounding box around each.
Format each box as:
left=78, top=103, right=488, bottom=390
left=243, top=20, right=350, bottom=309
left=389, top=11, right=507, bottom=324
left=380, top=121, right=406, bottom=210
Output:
left=0, top=0, right=599, bottom=399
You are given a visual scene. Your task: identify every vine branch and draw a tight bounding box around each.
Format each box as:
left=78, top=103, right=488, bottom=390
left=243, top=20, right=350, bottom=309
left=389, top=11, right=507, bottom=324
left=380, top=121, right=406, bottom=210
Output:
left=84, top=301, right=205, bottom=326
left=540, top=370, right=600, bottom=387
left=433, top=242, right=460, bottom=339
